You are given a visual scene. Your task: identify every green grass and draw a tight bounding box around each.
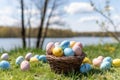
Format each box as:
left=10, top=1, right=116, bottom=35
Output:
left=0, top=43, right=120, bottom=80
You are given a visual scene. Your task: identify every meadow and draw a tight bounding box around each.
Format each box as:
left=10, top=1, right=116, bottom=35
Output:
left=0, top=43, right=120, bottom=80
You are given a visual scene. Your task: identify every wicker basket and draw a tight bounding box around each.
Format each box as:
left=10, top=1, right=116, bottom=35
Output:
left=46, top=52, right=86, bottom=74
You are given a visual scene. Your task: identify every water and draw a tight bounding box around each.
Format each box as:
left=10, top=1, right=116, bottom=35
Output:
left=0, top=37, right=116, bottom=51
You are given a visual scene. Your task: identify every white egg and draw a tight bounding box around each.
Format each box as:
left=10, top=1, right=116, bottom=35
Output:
left=1, top=53, right=9, bottom=60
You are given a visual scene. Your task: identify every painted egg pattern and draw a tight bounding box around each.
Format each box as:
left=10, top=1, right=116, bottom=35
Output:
left=30, top=57, right=39, bottom=62
left=64, top=48, right=74, bottom=56
left=46, top=42, right=55, bottom=55
left=0, top=60, right=10, bottom=70
left=92, top=58, right=103, bottom=67
left=112, top=59, right=120, bottom=67
left=38, top=55, right=47, bottom=63
left=80, top=63, right=92, bottom=73
left=16, top=56, right=24, bottom=65
left=72, top=46, right=82, bottom=56
left=100, top=61, right=111, bottom=70
left=60, top=40, right=70, bottom=49
left=74, top=42, right=83, bottom=49
left=20, top=60, right=30, bottom=71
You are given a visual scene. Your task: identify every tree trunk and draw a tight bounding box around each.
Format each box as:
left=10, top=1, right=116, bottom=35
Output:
left=36, top=0, right=48, bottom=48
left=21, top=0, right=26, bottom=48
left=39, top=0, right=56, bottom=48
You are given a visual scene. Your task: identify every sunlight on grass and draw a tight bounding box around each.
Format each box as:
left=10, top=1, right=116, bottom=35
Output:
left=0, top=43, right=120, bottom=80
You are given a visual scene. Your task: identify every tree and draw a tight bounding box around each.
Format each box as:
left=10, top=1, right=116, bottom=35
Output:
left=20, top=0, right=26, bottom=48
left=33, top=0, right=65, bottom=48
left=89, top=0, right=120, bottom=43
left=36, top=0, right=48, bottom=48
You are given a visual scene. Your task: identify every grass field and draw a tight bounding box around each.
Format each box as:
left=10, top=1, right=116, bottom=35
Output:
left=0, top=43, right=120, bottom=80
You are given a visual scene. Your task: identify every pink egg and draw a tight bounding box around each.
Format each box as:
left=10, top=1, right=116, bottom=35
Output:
left=92, top=58, right=103, bottom=67
left=74, top=42, right=83, bottom=49
left=20, top=60, right=30, bottom=71
left=72, top=46, right=82, bottom=56
left=46, top=42, right=55, bottom=55
left=25, top=52, right=32, bottom=61
left=97, top=56, right=104, bottom=60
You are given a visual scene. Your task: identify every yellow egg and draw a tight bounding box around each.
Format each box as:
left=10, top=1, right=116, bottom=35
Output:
left=52, top=47, right=63, bottom=57
left=30, top=57, right=39, bottom=62
left=83, top=57, right=91, bottom=64
left=70, top=41, right=76, bottom=48
left=112, top=59, right=120, bottom=67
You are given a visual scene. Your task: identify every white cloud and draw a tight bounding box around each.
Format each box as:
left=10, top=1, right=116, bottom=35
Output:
left=0, top=15, right=18, bottom=26
left=0, top=7, right=13, bottom=15
left=64, top=2, right=93, bottom=14
left=79, top=16, right=101, bottom=23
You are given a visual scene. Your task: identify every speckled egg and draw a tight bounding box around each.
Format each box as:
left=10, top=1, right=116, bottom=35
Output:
left=74, top=42, right=83, bottom=49
left=70, top=41, right=76, bottom=48
left=16, top=56, right=24, bottom=65
left=25, top=52, right=32, bottom=61
left=92, top=58, right=103, bottom=67
left=72, top=46, right=82, bottom=56
left=112, top=59, right=120, bottom=67
left=38, top=55, right=47, bottom=63
left=1, top=53, right=9, bottom=60
left=20, top=60, right=30, bottom=71
left=46, top=42, right=55, bottom=55
left=30, top=57, right=39, bottom=62
left=52, top=47, right=64, bottom=57
left=60, top=40, right=70, bottom=49
left=80, top=63, right=92, bottom=73
left=0, top=60, right=10, bottom=70
left=83, top=57, right=91, bottom=64
left=100, top=61, right=111, bottom=70
left=64, top=48, right=74, bottom=56
left=102, top=57, right=112, bottom=63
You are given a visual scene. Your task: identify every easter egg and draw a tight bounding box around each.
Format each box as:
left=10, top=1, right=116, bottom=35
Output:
left=72, top=46, right=82, bottom=56
left=64, top=48, right=74, bottom=56
left=92, top=58, right=103, bottom=67
left=52, top=47, right=63, bottom=57
left=103, top=57, right=112, bottom=63
left=97, top=56, right=104, bottom=60
left=1, top=53, right=9, bottom=60
left=34, top=55, right=39, bottom=59
left=70, top=41, right=76, bottom=48
left=60, top=40, right=70, bottom=49
left=20, top=60, right=30, bottom=71
left=30, top=57, right=39, bottom=62
left=80, top=63, right=92, bottom=73
left=54, top=42, right=60, bottom=47
left=38, top=55, right=47, bottom=63
left=74, top=42, right=83, bottom=49
left=25, top=52, right=32, bottom=61
left=100, top=61, right=111, bottom=70
left=16, top=56, right=24, bottom=65
left=112, top=59, right=120, bottom=67
left=83, top=57, right=91, bottom=64
left=46, top=42, right=55, bottom=55
left=0, top=60, right=10, bottom=70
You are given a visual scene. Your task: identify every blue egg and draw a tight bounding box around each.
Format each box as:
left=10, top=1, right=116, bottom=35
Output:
left=34, top=55, right=39, bottom=59
left=80, top=63, right=92, bottom=73
left=0, top=60, right=10, bottom=70
left=100, top=61, right=111, bottom=70
left=60, top=40, right=70, bottom=49
left=38, top=55, right=47, bottom=63
left=103, top=57, right=112, bottom=63
left=64, top=48, right=74, bottom=56
left=16, top=56, right=24, bottom=65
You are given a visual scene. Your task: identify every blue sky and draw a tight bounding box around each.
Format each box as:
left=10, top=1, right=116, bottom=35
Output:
left=0, top=0, right=120, bottom=32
